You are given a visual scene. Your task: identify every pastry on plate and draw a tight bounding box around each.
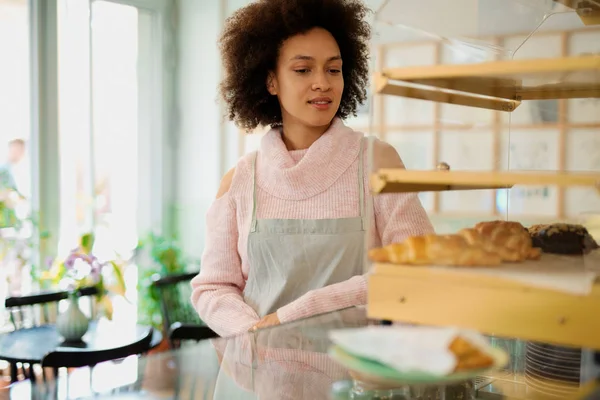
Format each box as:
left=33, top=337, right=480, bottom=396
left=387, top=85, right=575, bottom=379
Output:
left=528, top=223, right=599, bottom=255
left=329, top=326, right=498, bottom=377
left=449, top=336, right=495, bottom=371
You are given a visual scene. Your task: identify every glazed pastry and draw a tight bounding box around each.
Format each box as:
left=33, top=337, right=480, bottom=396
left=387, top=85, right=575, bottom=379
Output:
left=449, top=336, right=495, bottom=371
left=368, top=234, right=503, bottom=267
left=473, top=221, right=541, bottom=262
left=528, top=223, right=599, bottom=255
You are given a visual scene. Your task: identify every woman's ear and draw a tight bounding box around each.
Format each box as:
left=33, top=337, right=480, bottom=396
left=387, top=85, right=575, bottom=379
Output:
left=266, top=72, right=277, bottom=95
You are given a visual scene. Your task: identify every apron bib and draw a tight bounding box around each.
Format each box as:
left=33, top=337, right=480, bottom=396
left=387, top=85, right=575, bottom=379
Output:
left=215, top=140, right=366, bottom=399
left=243, top=139, right=366, bottom=318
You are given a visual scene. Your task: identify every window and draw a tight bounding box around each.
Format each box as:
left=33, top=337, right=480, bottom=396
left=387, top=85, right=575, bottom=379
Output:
left=58, top=0, right=172, bottom=322
left=0, top=0, right=33, bottom=323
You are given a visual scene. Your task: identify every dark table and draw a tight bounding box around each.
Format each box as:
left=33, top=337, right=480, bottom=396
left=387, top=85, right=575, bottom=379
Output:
left=0, top=319, right=154, bottom=365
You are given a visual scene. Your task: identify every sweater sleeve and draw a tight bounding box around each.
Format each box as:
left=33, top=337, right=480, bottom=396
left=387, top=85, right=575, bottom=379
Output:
left=275, top=140, right=434, bottom=324
left=372, top=140, right=435, bottom=243
left=190, top=193, right=260, bottom=337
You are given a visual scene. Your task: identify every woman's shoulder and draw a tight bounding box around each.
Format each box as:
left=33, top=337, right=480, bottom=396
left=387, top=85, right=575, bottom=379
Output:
left=357, top=134, right=405, bottom=170
left=215, top=152, right=256, bottom=199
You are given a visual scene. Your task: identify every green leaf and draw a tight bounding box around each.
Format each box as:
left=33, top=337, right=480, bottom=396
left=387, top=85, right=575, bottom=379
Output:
left=80, top=233, right=95, bottom=254
left=107, top=261, right=127, bottom=297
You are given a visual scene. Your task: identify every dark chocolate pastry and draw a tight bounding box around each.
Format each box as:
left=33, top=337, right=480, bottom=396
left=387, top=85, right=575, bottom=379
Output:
left=528, top=223, right=599, bottom=255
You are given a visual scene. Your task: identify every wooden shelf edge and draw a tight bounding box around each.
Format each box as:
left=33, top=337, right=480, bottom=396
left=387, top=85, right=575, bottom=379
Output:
left=374, top=74, right=520, bottom=112
left=371, top=261, right=600, bottom=297
left=372, top=262, right=533, bottom=291
left=370, top=170, right=600, bottom=194
left=381, top=55, right=600, bottom=81
left=375, top=55, right=600, bottom=103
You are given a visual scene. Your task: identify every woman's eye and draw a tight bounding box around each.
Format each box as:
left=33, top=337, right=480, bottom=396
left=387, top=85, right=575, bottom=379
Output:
left=329, top=69, right=341, bottom=74
left=295, top=69, right=310, bottom=74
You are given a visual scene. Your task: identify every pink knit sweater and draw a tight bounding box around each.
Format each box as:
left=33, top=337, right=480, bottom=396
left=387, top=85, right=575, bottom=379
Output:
left=191, top=119, right=433, bottom=337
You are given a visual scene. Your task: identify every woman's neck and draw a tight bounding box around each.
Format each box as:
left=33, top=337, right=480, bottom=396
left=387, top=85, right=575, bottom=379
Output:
left=280, top=118, right=331, bottom=151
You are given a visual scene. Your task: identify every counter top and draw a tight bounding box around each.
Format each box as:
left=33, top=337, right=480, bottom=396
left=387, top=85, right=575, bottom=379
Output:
left=4, top=306, right=579, bottom=399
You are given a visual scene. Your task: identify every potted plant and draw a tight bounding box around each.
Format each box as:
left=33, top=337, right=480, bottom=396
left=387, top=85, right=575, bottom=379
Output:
left=135, top=233, right=199, bottom=332
left=38, top=233, right=127, bottom=341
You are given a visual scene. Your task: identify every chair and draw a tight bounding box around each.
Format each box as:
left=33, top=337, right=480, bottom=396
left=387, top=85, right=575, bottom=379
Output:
left=3, top=286, right=99, bottom=382
left=169, top=322, right=218, bottom=347
left=5, top=286, right=99, bottom=330
left=41, top=327, right=154, bottom=369
left=151, top=272, right=218, bottom=348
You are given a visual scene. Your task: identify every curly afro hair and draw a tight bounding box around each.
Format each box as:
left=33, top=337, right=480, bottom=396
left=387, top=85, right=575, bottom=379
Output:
left=219, top=0, right=372, bottom=131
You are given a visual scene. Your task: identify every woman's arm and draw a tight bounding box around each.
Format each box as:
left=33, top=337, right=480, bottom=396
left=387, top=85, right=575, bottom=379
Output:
left=190, top=169, right=261, bottom=337
left=370, top=140, right=435, bottom=244
left=273, top=141, right=434, bottom=324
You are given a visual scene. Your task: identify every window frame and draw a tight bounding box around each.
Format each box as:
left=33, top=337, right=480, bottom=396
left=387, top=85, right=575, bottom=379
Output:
left=29, top=0, right=177, bottom=266
left=92, top=0, right=177, bottom=237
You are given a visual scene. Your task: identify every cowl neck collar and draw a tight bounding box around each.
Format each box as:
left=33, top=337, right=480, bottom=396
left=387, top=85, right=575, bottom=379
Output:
left=256, top=118, right=363, bottom=200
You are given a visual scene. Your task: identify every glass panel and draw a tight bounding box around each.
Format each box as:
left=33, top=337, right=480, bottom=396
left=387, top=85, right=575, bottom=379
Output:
left=507, top=12, right=600, bottom=225
left=12, top=307, right=589, bottom=399
left=367, top=2, right=600, bottom=396
left=368, top=0, right=600, bottom=226
left=0, top=0, right=33, bottom=318
left=373, top=0, right=574, bottom=54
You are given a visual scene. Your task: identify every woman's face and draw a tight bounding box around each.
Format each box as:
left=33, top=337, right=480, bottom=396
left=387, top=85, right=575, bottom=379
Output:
left=268, top=27, right=344, bottom=130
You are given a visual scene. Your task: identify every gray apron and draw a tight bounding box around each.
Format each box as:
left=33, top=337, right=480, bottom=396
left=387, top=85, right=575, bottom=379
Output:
left=214, top=140, right=366, bottom=399
left=243, top=139, right=366, bottom=317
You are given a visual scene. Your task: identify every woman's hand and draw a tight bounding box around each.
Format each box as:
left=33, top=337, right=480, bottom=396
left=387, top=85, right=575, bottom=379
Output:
left=249, top=312, right=280, bottom=331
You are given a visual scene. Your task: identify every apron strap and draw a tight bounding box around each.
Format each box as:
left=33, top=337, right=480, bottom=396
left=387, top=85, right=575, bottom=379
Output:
left=250, top=151, right=258, bottom=233
left=358, top=138, right=366, bottom=231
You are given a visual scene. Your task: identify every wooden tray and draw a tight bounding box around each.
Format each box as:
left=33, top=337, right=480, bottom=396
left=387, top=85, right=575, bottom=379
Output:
left=367, top=253, right=600, bottom=350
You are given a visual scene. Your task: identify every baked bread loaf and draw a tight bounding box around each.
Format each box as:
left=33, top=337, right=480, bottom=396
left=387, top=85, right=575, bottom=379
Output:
left=368, top=234, right=503, bottom=267
left=369, top=220, right=542, bottom=267
left=473, top=220, right=541, bottom=262
left=528, top=223, right=599, bottom=255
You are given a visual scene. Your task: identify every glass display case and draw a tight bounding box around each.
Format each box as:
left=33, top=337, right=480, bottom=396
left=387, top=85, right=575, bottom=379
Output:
left=365, top=0, right=600, bottom=398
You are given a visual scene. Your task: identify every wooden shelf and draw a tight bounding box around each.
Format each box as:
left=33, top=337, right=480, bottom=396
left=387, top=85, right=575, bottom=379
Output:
left=374, top=75, right=521, bottom=112
left=367, top=254, right=600, bottom=350
left=371, top=169, right=600, bottom=194
left=375, top=55, right=600, bottom=109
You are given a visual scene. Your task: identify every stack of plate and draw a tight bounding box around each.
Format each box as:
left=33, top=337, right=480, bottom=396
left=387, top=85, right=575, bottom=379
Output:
left=525, top=342, right=581, bottom=398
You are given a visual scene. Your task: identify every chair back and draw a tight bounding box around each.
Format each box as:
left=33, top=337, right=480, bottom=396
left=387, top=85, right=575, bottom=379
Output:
left=151, top=272, right=218, bottom=347
left=169, top=322, right=218, bottom=348
left=5, top=286, right=98, bottom=330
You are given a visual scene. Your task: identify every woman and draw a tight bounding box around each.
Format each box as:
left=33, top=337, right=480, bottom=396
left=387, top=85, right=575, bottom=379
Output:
left=191, top=0, right=434, bottom=337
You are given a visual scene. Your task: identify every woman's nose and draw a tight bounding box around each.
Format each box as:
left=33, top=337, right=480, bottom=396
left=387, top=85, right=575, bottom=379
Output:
left=311, top=71, right=331, bottom=91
